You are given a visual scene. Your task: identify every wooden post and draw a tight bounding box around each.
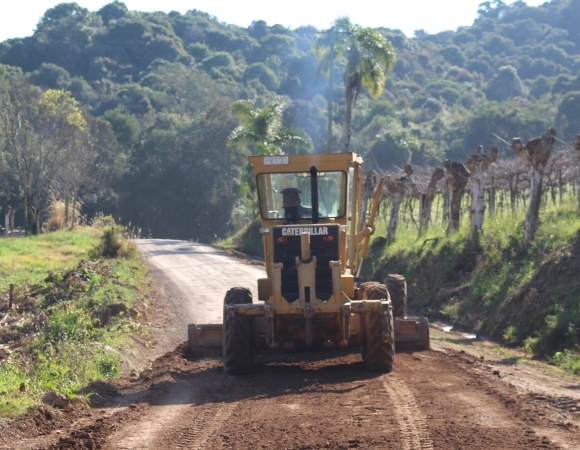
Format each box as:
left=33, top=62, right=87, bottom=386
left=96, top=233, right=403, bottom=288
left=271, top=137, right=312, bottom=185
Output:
left=9, top=284, right=14, bottom=309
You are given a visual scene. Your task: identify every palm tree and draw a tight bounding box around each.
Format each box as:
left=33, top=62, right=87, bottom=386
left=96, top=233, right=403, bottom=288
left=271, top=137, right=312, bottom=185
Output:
left=228, top=99, right=312, bottom=155
left=315, top=17, right=396, bottom=152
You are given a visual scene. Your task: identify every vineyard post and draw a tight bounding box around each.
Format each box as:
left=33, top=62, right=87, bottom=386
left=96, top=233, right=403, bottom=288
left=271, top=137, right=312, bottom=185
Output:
left=512, top=128, right=556, bottom=249
left=443, top=160, right=469, bottom=233
left=418, top=166, right=444, bottom=238
left=385, top=164, right=416, bottom=243
left=464, top=145, right=498, bottom=240
left=360, top=171, right=377, bottom=232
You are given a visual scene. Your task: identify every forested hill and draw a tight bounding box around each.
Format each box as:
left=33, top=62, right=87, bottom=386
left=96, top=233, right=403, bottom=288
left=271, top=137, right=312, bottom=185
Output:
left=1, top=0, right=580, bottom=241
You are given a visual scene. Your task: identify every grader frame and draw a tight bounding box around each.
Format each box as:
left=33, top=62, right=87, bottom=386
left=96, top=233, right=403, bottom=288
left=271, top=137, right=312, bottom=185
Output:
left=189, top=152, right=429, bottom=374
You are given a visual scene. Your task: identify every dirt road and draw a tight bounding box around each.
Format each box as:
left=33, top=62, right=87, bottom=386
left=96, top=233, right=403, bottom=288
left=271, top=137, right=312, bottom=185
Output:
left=1, top=239, right=579, bottom=449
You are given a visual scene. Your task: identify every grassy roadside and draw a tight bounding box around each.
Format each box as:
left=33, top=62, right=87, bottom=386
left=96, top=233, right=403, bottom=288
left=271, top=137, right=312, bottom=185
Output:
left=363, top=193, right=580, bottom=374
left=0, top=228, right=100, bottom=291
left=216, top=220, right=263, bottom=257
left=0, top=224, right=149, bottom=417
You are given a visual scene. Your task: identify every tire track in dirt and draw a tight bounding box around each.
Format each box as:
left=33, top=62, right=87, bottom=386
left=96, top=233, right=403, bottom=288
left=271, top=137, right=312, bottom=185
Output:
left=104, top=376, right=239, bottom=450
left=383, top=374, right=434, bottom=450
left=155, top=402, right=238, bottom=449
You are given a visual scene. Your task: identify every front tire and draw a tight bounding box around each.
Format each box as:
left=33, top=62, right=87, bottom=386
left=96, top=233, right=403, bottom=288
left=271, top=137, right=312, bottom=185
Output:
left=386, top=274, right=407, bottom=319
left=360, top=283, right=395, bottom=372
left=223, top=287, right=253, bottom=375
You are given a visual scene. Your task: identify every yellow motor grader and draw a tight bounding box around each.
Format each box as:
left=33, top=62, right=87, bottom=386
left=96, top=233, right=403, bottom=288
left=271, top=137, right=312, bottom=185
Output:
left=189, top=152, right=429, bottom=374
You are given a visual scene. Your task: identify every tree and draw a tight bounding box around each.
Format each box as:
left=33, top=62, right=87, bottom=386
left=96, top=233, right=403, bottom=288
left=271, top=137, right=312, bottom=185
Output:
left=228, top=99, right=312, bottom=155
left=315, top=17, right=395, bottom=152
left=443, top=160, right=469, bottom=233
left=512, top=128, right=556, bottom=249
left=385, top=164, right=417, bottom=243
left=34, top=2, right=102, bottom=73
left=97, top=1, right=129, bottom=26
left=464, top=145, right=498, bottom=240
left=418, top=167, right=445, bottom=238
left=556, top=91, right=580, bottom=140
left=0, top=78, right=89, bottom=233
left=485, top=66, right=526, bottom=101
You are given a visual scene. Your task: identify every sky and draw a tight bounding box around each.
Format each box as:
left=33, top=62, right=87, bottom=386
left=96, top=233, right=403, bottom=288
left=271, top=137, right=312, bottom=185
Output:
left=1, top=0, right=547, bottom=43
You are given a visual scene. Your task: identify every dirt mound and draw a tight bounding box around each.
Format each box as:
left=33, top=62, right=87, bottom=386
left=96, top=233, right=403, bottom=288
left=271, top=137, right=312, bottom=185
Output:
left=0, top=400, right=88, bottom=446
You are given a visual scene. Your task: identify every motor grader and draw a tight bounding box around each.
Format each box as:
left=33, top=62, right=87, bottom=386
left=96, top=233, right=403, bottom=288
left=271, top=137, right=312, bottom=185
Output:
left=189, top=152, right=429, bottom=374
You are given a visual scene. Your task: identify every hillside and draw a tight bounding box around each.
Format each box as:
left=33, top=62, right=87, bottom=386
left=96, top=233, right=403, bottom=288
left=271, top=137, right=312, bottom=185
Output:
left=1, top=0, right=580, bottom=241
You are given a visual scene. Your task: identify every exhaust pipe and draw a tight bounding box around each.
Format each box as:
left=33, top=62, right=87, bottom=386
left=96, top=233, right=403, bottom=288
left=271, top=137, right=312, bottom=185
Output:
left=310, top=165, right=319, bottom=224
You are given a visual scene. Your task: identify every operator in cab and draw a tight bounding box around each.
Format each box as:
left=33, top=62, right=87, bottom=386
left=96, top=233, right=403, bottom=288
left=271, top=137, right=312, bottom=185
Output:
left=280, top=187, right=312, bottom=224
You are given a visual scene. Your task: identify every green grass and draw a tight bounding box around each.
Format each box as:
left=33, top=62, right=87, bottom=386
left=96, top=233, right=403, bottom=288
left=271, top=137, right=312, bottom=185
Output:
left=0, top=228, right=100, bottom=291
left=216, top=220, right=263, bottom=256
left=0, top=226, right=148, bottom=417
left=365, top=189, right=580, bottom=375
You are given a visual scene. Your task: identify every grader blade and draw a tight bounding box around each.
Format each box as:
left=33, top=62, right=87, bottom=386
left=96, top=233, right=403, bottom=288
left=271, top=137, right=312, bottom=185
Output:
left=394, top=317, right=430, bottom=350
left=188, top=324, right=223, bottom=354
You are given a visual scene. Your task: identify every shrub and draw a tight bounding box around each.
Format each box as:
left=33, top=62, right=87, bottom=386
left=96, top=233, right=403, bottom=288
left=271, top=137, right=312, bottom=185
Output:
left=90, top=218, right=137, bottom=259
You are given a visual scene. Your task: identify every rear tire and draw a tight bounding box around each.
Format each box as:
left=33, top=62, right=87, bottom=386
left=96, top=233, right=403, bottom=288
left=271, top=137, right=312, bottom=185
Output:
left=223, top=287, right=253, bottom=375
left=360, top=283, right=395, bottom=372
left=417, top=317, right=430, bottom=351
left=385, top=274, right=407, bottom=318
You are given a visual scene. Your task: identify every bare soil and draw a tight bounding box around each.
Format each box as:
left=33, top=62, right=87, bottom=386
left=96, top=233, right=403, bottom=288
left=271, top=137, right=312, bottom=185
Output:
left=1, top=239, right=579, bottom=450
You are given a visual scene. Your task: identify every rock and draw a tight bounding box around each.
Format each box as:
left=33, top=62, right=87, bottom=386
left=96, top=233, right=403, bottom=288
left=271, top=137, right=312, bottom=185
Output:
left=42, top=391, right=70, bottom=409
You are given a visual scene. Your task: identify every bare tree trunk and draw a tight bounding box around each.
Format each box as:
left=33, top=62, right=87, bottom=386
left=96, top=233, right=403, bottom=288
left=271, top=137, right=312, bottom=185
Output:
left=344, top=73, right=360, bottom=153
left=443, top=160, right=469, bottom=233
left=327, top=31, right=335, bottom=153
left=418, top=167, right=444, bottom=238
left=558, top=169, right=563, bottom=205
left=488, top=170, right=496, bottom=218
left=360, top=171, right=377, bottom=232
left=512, top=128, right=556, bottom=249
left=508, top=174, right=519, bottom=215
left=64, top=195, right=70, bottom=228
left=575, top=135, right=580, bottom=210
left=71, top=193, right=76, bottom=228
left=23, top=198, right=29, bottom=234
left=387, top=187, right=403, bottom=243
left=386, top=164, right=416, bottom=242
left=465, top=145, right=498, bottom=240
left=442, top=190, right=449, bottom=225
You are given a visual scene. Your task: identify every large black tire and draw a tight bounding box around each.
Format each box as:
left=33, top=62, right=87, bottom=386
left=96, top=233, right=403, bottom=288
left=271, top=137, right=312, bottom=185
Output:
left=357, top=282, right=390, bottom=301
left=385, top=274, right=407, bottom=318
left=417, top=317, right=430, bottom=351
left=360, top=283, right=395, bottom=372
left=223, top=287, right=253, bottom=375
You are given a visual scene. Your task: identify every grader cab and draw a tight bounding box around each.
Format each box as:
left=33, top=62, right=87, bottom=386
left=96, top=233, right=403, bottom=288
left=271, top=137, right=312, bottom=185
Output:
left=189, top=152, right=429, bottom=374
